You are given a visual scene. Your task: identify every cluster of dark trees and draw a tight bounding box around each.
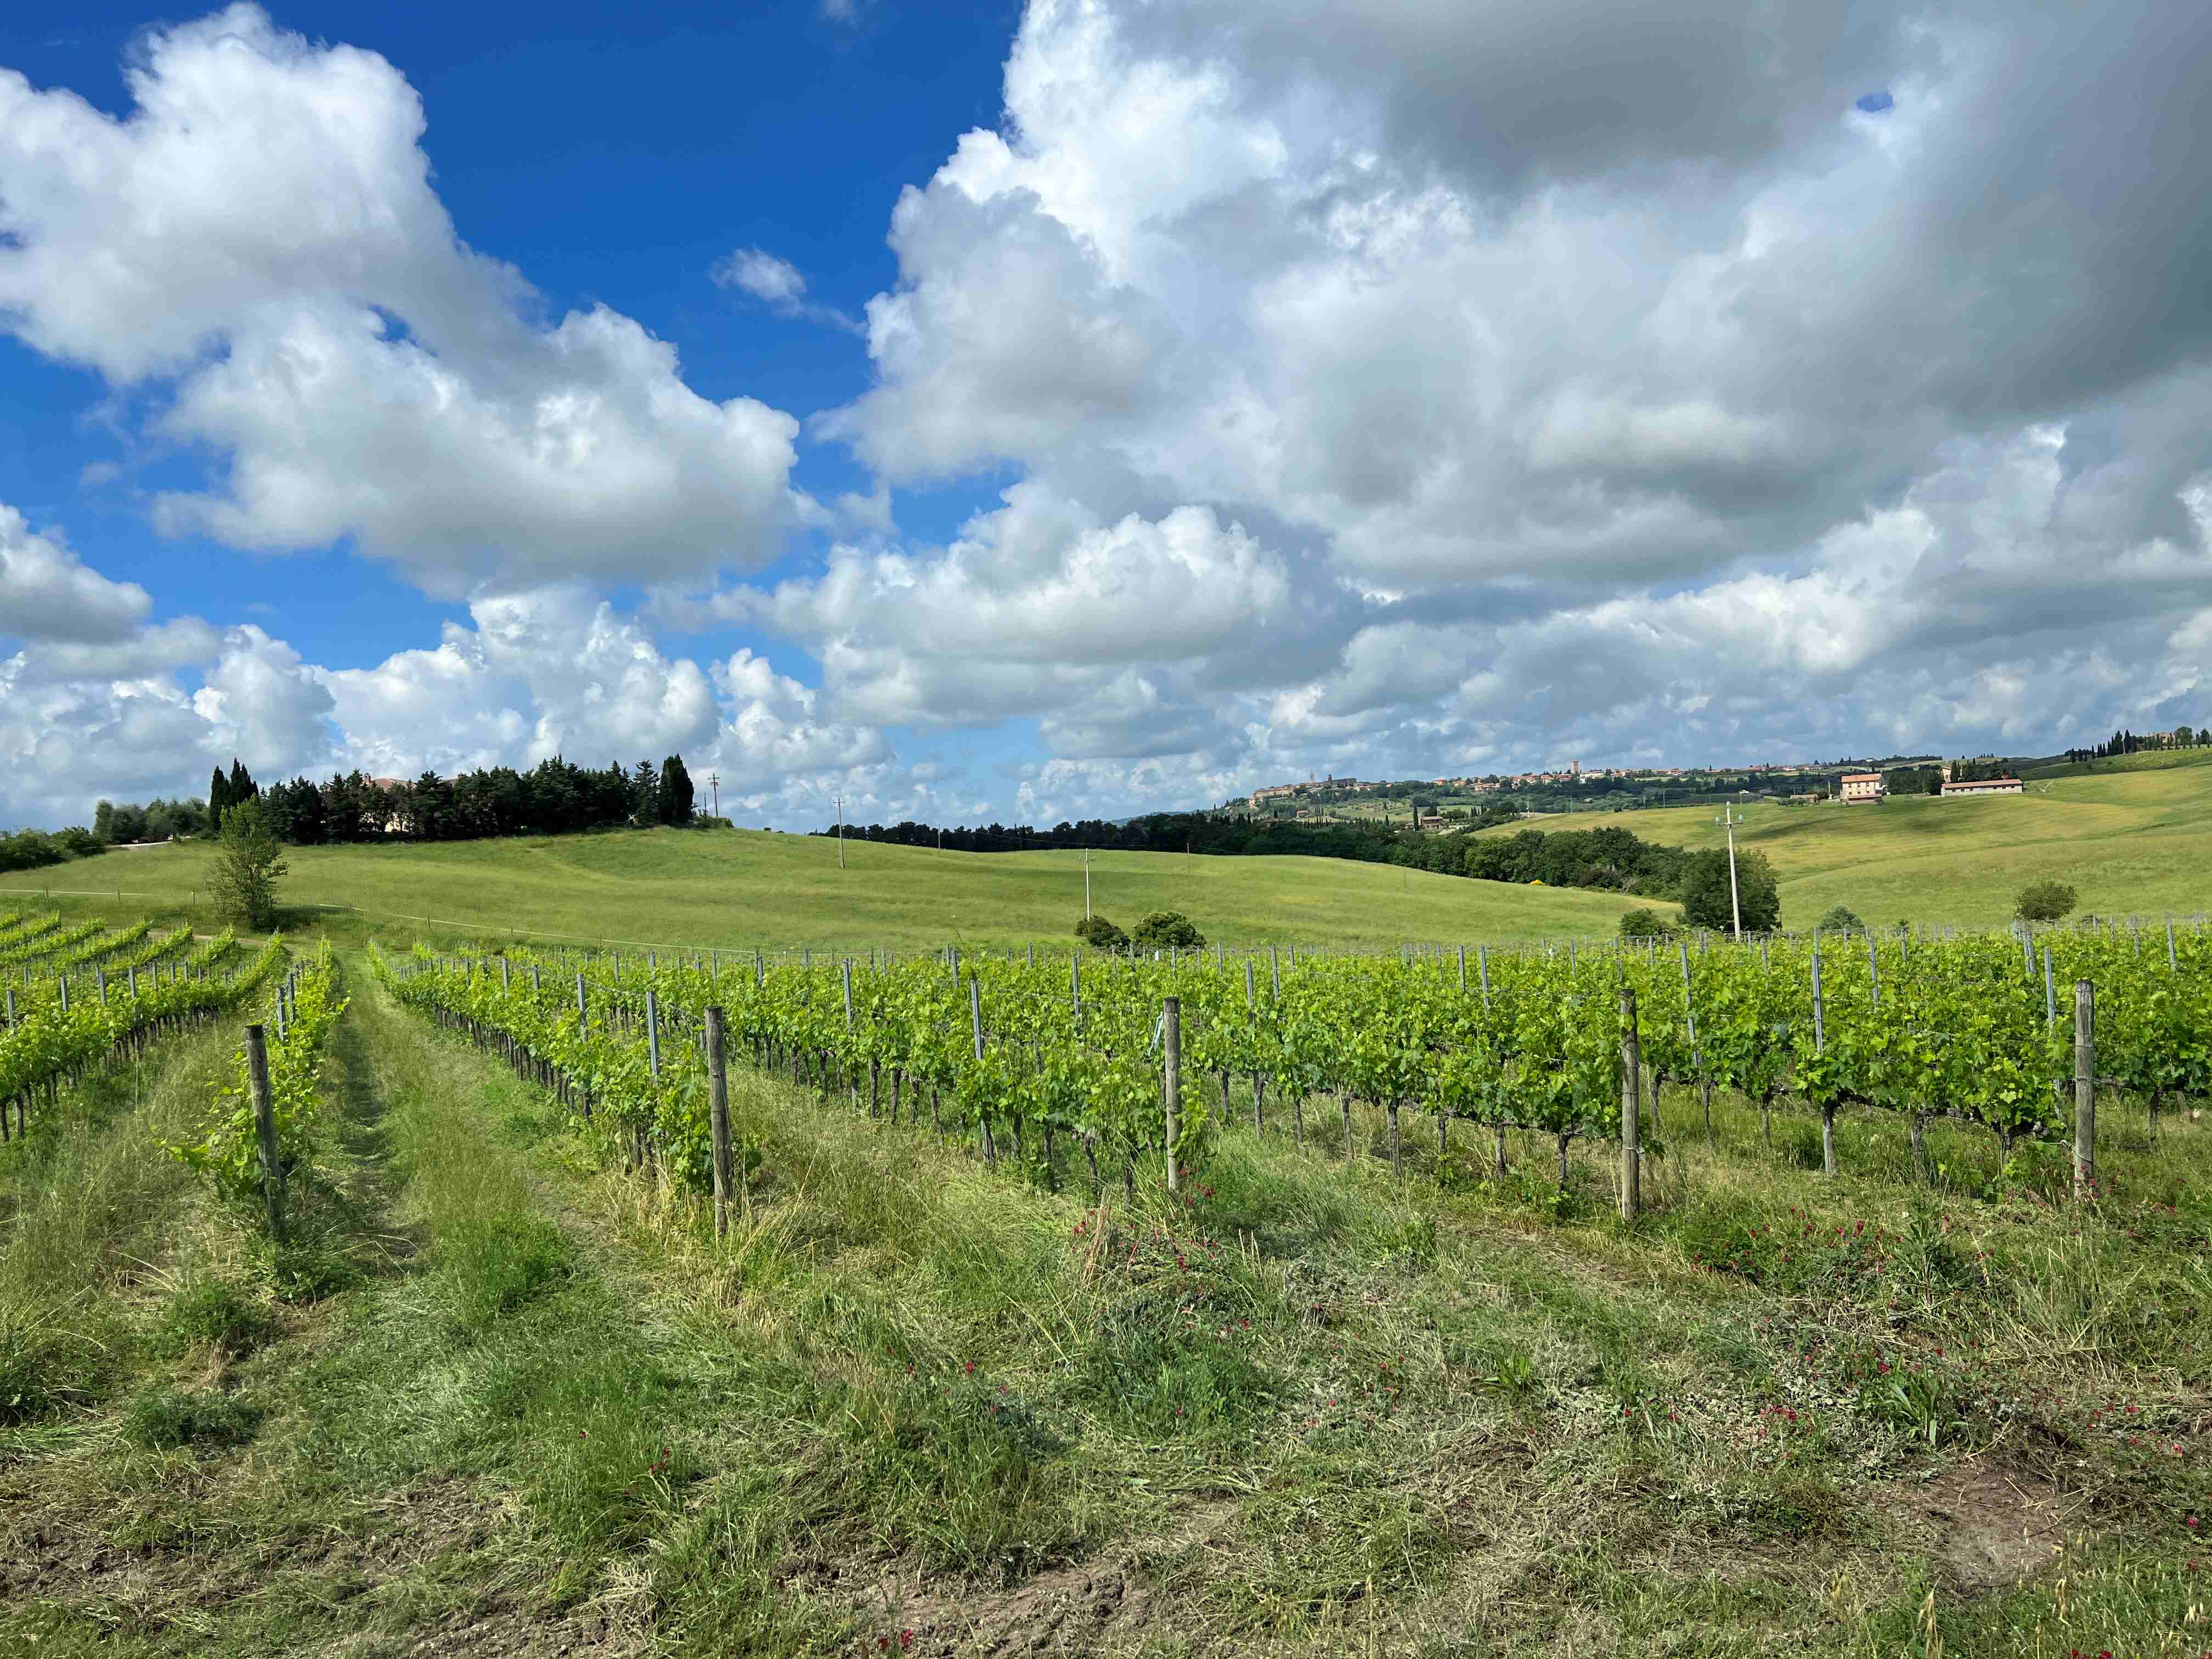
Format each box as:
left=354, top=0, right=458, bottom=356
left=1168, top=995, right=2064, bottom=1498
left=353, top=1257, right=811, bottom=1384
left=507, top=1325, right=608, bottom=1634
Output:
left=94, top=797, right=210, bottom=844
left=822, top=810, right=1661, bottom=875
left=83, top=753, right=702, bottom=851
left=825, top=817, right=1138, bottom=854
left=2062, top=727, right=2196, bottom=763
left=1459, top=824, right=1779, bottom=931
left=1884, top=764, right=1945, bottom=796
left=0, top=826, right=103, bottom=874
left=1076, top=910, right=1205, bottom=950
left=255, top=754, right=699, bottom=844
left=825, top=811, right=1496, bottom=862
left=1461, top=825, right=1691, bottom=891
left=1945, top=756, right=2017, bottom=783
left=207, top=759, right=262, bottom=832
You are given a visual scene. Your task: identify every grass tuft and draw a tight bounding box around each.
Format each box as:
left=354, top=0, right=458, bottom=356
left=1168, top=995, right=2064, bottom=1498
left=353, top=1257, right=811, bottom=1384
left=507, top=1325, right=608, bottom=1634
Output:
left=122, top=1384, right=263, bottom=1450
left=161, top=1272, right=274, bottom=1357
left=438, top=1211, right=575, bottom=1330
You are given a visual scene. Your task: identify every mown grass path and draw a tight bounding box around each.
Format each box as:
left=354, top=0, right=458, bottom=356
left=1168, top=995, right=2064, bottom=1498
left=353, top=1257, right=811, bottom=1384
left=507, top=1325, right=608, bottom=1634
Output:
left=3, top=970, right=760, bottom=1655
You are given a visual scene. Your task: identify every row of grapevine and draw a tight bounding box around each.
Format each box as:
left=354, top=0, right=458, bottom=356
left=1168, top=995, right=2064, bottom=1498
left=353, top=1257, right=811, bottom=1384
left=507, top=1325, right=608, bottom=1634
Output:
left=3, top=928, right=238, bottom=1021
left=0, top=917, right=101, bottom=967
left=0, top=933, right=276, bottom=1144
left=170, top=943, right=346, bottom=1233
left=40, top=919, right=157, bottom=976
left=381, top=919, right=2209, bottom=1210
left=0, top=911, right=55, bottom=947
left=398, top=945, right=1205, bottom=1195
left=370, top=945, right=723, bottom=1193
left=1, top=911, right=227, bottom=986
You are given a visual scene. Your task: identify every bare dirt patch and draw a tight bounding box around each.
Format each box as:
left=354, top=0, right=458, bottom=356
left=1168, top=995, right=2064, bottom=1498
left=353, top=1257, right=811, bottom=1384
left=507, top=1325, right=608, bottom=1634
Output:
left=0, top=1471, right=650, bottom=1655
left=788, top=1503, right=1241, bottom=1657
left=1877, top=1458, right=2065, bottom=1590
left=840, top=1560, right=1153, bottom=1657
left=357, top=1599, right=647, bottom=1657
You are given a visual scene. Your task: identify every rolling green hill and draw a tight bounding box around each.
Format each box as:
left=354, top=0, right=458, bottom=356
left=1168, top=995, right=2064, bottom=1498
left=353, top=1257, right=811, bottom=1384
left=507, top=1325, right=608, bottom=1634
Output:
left=1475, top=748, right=2212, bottom=928
left=0, top=827, right=1654, bottom=951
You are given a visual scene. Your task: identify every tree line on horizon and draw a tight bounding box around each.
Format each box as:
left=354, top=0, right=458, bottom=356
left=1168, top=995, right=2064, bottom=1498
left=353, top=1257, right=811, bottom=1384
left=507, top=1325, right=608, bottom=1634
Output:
left=2062, top=726, right=2197, bottom=763
left=0, top=755, right=706, bottom=881
left=234, top=754, right=699, bottom=844
left=819, top=811, right=1780, bottom=928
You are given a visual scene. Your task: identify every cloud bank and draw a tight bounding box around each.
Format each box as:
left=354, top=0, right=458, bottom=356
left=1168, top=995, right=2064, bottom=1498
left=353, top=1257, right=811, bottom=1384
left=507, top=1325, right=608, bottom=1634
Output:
left=5, top=0, right=2212, bottom=830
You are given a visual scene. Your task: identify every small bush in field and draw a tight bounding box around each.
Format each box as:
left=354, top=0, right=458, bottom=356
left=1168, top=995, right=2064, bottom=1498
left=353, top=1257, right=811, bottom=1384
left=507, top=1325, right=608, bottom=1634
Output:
left=1132, top=911, right=1205, bottom=951
left=1075, top=914, right=1128, bottom=949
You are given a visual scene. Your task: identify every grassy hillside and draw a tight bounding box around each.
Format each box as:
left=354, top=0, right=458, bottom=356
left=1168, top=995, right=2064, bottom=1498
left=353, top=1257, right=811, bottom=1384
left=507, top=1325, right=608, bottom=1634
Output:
left=2016, top=746, right=2210, bottom=781
left=0, top=828, right=1654, bottom=951
left=1475, top=749, right=2212, bottom=928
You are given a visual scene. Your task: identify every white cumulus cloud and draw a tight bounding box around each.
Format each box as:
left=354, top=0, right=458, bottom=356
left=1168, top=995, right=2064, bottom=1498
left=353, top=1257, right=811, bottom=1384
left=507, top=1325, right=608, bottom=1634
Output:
left=0, top=6, right=804, bottom=596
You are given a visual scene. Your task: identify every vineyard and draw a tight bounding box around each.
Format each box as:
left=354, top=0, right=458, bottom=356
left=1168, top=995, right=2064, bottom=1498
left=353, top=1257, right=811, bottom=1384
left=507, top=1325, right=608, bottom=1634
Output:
left=1, top=920, right=268, bottom=1143
left=3, top=912, right=2209, bottom=1657
left=375, top=918, right=2212, bottom=1212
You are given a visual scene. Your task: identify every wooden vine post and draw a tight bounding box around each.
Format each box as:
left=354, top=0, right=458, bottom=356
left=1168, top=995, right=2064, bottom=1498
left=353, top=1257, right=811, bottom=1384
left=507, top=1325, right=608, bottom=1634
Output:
left=842, top=960, right=857, bottom=1116
left=2073, top=980, right=2096, bottom=1203
left=246, top=1023, right=286, bottom=1245
left=706, top=1006, right=732, bottom=1238
left=970, top=975, right=994, bottom=1164
left=1162, top=995, right=1181, bottom=1193
left=1618, top=988, right=1640, bottom=1223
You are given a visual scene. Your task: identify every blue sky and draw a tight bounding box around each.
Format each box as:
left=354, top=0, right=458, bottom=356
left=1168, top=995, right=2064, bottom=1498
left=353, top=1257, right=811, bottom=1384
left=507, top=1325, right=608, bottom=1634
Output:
left=1, top=2, right=1021, bottom=795
left=3, top=2, right=2208, bottom=830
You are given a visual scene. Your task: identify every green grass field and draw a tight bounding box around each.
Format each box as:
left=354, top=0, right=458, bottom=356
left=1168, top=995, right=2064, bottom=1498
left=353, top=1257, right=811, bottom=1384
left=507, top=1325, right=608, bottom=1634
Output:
left=7, top=744, right=2206, bottom=953
left=1476, top=748, right=2212, bottom=929
left=0, top=828, right=1652, bottom=952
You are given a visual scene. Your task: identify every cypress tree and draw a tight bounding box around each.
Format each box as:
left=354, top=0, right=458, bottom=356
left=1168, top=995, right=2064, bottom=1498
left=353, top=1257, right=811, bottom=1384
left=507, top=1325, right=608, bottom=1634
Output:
left=658, top=754, right=695, bottom=825
left=209, top=765, right=232, bottom=833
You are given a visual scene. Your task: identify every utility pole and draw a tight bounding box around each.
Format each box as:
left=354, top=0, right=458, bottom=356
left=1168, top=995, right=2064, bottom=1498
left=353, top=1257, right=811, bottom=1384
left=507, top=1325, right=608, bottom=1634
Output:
left=1082, top=849, right=1093, bottom=918
left=1716, top=807, right=1746, bottom=941
left=708, top=771, right=720, bottom=819
left=835, top=794, right=845, bottom=869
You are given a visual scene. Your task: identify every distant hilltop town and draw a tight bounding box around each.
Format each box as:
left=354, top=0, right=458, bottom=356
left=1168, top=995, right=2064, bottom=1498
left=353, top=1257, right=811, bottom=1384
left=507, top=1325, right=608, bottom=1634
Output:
left=1245, top=759, right=1820, bottom=814
left=1232, top=729, right=2199, bottom=825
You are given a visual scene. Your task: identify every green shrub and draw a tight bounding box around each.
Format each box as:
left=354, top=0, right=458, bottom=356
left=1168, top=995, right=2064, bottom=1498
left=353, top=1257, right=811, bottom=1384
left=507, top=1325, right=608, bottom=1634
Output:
left=1617, top=907, right=1674, bottom=939
left=2014, top=879, right=2078, bottom=923
left=1131, top=911, right=1205, bottom=951
left=1817, top=905, right=1865, bottom=934
left=1678, top=848, right=1781, bottom=933
left=1074, top=913, right=1128, bottom=949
